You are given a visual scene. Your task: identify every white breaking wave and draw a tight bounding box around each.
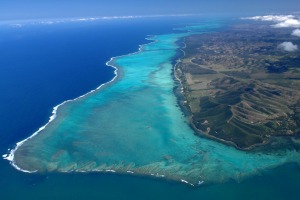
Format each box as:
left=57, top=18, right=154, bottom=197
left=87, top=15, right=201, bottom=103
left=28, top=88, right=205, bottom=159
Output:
left=181, top=179, right=188, bottom=184
left=105, top=170, right=116, bottom=173
left=2, top=35, right=163, bottom=174
left=3, top=55, right=119, bottom=173
left=181, top=179, right=195, bottom=186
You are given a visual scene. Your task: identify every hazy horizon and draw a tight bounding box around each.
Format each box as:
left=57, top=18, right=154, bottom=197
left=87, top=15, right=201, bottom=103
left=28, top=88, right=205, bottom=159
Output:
left=1, top=0, right=300, bottom=21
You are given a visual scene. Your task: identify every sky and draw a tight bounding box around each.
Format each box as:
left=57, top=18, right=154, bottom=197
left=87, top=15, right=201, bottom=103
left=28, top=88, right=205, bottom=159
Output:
left=1, top=0, right=300, bottom=20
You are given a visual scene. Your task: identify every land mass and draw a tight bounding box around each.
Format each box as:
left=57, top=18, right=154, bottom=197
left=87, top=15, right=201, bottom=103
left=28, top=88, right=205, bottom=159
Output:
left=176, top=22, right=300, bottom=149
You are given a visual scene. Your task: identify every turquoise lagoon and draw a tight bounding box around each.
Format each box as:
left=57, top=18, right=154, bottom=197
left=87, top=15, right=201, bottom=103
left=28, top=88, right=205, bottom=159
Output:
left=7, top=23, right=300, bottom=186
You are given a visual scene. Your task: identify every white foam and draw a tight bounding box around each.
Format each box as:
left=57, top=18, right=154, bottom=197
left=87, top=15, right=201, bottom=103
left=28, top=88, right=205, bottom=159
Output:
left=105, top=170, right=116, bottom=173
left=4, top=53, right=120, bottom=173
left=198, top=180, right=204, bottom=185
left=3, top=32, right=188, bottom=187
left=181, top=179, right=188, bottom=184
left=93, top=169, right=103, bottom=172
left=76, top=170, right=86, bottom=173
left=180, top=179, right=195, bottom=186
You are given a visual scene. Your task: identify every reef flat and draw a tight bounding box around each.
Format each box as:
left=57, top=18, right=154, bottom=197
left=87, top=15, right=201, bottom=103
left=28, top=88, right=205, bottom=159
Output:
left=176, top=22, right=300, bottom=149
left=5, top=22, right=300, bottom=186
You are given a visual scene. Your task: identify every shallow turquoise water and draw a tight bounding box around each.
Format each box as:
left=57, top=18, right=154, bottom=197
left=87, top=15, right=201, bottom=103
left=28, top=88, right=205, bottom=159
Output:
left=10, top=23, right=300, bottom=186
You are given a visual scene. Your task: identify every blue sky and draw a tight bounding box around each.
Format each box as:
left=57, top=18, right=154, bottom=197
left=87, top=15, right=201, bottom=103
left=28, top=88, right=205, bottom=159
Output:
left=1, top=0, right=300, bottom=20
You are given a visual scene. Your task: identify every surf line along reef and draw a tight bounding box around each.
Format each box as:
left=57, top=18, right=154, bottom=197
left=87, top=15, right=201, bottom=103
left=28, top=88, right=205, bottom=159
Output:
left=4, top=22, right=300, bottom=186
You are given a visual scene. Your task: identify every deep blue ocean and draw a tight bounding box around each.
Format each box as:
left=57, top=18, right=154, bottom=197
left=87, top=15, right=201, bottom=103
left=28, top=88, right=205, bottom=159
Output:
left=0, top=16, right=300, bottom=200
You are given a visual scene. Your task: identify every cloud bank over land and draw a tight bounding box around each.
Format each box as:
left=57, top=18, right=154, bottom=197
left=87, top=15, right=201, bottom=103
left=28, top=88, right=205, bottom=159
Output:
left=244, top=14, right=300, bottom=52
left=245, top=15, right=294, bottom=22
left=274, top=19, right=300, bottom=28
left=292, top=29, right=300, bottom=37
left=278, top=42, right=298, bottom=52
left=243, top=15, right=300, bottom=28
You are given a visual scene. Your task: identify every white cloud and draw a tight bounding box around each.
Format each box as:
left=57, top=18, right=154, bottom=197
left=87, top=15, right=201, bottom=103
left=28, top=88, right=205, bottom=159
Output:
left=6, top=14, right=192, bottom=27
left=10, top=24, right=23, bottom=28
left=292, top=29, right=300, bottom=37
left=278, top=42, right=298, bottom=52
left=244, top=15, right=295, bottom=22
left=243, top=15, right=300, bottom=28
left=273, top=19, right=300, bottom=28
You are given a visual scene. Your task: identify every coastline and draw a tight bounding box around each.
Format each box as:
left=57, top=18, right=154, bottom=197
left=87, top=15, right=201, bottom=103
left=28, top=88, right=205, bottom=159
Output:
left=173, top=36, right=269, bottom=151
left=3, top=30, right=208, bottom=187
left=3, top=58, right=119, bottom=172
left=5, top=23, right=297, bottom=187
left=3, top=36, right=161, bottom=172
left=2, top=32, right=203, bottom=187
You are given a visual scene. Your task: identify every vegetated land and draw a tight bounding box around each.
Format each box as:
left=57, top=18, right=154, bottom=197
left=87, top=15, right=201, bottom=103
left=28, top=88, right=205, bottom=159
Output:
left=176, top=22, right=300, bottom=149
